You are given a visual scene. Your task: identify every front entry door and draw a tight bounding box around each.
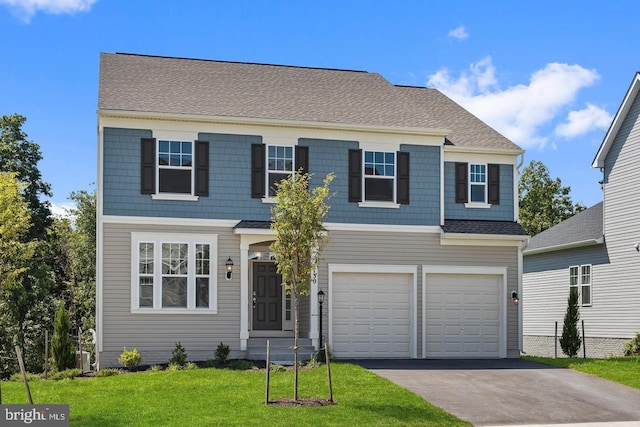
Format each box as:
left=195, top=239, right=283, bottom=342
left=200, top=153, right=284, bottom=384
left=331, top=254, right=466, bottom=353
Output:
left=252, top=262, right=282, bottom=330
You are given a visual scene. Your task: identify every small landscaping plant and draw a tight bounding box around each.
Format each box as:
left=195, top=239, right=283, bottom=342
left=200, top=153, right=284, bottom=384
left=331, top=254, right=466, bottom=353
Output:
left=150, top=365, right=163, bottom=372
left=169, top=342, right=188, bottom=367
left=95, top=368, right=120, bottom=378
left=49, top=368, right=82, bottom=381
left=228, top=359, right=255, bottom=370
left=623, top=332, right=640, bottom=356
left=9, top=372, right=41, bottom=382
left=185, top=362, right=198, bottom=370
left=118, top=347, right=142, bottom=370
left=166, top=363, right=182, bottom=372
left=214, top=342, right=230, bottom=366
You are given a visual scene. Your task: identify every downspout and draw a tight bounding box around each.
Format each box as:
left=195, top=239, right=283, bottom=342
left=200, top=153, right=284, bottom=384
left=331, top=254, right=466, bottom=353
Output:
left=516, top=152, right=525, bottom=356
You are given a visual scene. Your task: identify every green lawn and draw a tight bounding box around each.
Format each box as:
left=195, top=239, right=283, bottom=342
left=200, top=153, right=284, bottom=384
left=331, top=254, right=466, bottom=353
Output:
left=524, top=356, right=640, bottom=390
left=1, top=363, right=469, bottom=427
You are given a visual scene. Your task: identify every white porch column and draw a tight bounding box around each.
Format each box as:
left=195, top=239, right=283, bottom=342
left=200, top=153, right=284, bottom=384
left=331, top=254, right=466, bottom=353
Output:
left=239, top=239, right=250, bottom=351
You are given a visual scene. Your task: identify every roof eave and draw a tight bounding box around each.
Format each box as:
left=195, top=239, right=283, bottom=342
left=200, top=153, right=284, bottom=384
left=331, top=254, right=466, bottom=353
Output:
left=97, top=109, right=452, bottom=137
left=523, top=236, right=605, bottom=256
left=444, top=144, right=524, bottom=156
left=592, top=72, right=640, bottom=168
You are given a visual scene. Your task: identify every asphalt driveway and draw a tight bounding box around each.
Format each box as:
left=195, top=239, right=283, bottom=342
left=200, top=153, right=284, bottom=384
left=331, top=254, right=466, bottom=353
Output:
left=355, top=359, right=640, bottom=426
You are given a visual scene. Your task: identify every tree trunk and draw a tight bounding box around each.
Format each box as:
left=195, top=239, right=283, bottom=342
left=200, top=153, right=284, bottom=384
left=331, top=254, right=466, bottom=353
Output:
left=293, top=288, right=299, bottom=401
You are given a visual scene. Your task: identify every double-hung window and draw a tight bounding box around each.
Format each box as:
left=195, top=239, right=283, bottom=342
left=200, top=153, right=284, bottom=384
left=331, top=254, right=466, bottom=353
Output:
left=569, top=264, right=592, bottom=306
left=158, top=140, right=192, bottom=194
left=364, top=151, right=395, bottom=202
left=469, top=163, right=487, bottom=203
left=267, top=145, right=294, bottom=197
left=132, top=233, right=217, bottom=312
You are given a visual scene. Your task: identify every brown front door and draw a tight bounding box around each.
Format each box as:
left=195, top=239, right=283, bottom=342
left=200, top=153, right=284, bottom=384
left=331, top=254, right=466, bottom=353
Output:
left=252, top=262, right=282, bottom=330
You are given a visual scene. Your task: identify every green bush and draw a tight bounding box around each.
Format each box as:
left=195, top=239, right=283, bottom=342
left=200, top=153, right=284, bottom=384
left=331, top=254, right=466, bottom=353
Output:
left=95, top=368, right=120, bottom=377
left=51, top=305, right=76, bottom=372
left=623, top=333, right=640, bottom=356
left=118, top=347, right=142, bottom=370
left=214, top=342, right=230, bottom=365
left=228, top=359, right=255, bottom=370
left=270, top=363, right=286, bottom=372
left=560, top=288, right=582, bottom=358
left=169, top=342, right=188, bottom=367
left=49, top=368, right=82, bottom=381
left=150, top=365, right=163, bottom=372
left=9, top=372, right=41, bottom=382
left=185, top=362, right=198, bottom=370
left=166, top=363, right=182, bottom=372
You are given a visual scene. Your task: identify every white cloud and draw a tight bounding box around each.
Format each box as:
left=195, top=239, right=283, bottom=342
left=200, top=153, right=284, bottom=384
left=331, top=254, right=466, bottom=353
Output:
left=0, top=0, right=96, bottom=23
left=427, top=57, right=602, bottom=149
left=448, top=26, right=469, bottom=41
left=50, top=202, right=75, bottom=218
left=555, top=103, right=613, bottom=138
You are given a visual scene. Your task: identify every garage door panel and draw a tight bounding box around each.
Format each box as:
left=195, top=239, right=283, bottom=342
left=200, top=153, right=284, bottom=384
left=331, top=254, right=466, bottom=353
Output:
left=426, top=273, right=502, bottom=358
left=332, top=272, right=412, bottom=358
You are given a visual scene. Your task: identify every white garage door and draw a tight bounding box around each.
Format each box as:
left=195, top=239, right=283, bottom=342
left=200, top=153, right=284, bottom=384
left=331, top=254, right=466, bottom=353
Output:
left=425, top=273, right=502, bottom=358
left=332, top=272, right=412, bottom=358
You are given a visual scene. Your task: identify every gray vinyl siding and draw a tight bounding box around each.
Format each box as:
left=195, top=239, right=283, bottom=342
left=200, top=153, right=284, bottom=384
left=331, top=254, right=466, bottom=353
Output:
left=100, top=222, right=243, bottom=367
left=319, top=230, right=521, bottom=358
left=444, top=162, right=515, bottom=221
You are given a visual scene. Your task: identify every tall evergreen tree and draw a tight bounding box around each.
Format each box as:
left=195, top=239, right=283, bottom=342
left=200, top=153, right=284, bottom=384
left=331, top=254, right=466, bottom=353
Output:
left=560, top=287, right=582, bottom=358
left=50, top=304, right=76, bottom=371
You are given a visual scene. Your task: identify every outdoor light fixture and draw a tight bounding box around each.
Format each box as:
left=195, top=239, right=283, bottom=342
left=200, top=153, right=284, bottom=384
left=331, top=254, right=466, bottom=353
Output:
left=511, top=290, right=519, bottom=305
left=225, top=257, right=233, bottom=281
left=635, top=243, right=640, bottom=252
left=317, top=290, right=325, bottom=348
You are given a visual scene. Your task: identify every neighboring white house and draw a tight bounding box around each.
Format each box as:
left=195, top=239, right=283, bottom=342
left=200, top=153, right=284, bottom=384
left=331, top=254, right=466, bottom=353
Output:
left=523, top=72, right=640, bottom=358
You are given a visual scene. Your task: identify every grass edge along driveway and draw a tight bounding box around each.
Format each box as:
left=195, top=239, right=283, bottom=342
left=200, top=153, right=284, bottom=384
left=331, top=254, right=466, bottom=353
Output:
left=524, top=356, right=640, bottom=390
left=2, top=362, right=470, bottom=427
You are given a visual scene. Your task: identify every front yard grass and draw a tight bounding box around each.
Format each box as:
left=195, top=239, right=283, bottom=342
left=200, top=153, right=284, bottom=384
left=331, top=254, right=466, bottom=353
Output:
left=1, top=362, right=469, bottom=427
left=524, top=356, right=640, bottom=390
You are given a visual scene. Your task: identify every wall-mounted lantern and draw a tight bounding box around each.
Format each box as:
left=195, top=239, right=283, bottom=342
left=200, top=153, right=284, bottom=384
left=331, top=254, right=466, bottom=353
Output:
left=511, top=290, right=519, bottom=305
left=225, top=257, right=234, bottom=281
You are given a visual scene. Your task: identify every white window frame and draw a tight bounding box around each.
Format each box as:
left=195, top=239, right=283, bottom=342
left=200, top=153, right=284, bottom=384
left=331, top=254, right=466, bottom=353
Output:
left=569, top=264, right=592, bottom=307
left=266, top=144, right=295, bottom=198
left=154, top=139, right=196, bottom=200
left=131, top=232, right=218, bottom=314
left=362, top=150, right=397, bottom=204
left=469, top=163, right=487, bottom=204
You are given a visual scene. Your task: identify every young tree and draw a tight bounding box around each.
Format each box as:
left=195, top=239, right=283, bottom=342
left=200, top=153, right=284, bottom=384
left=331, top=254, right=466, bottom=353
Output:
left=560, top=287, right=582, bottom=358
left=270, top=171, right=333, bottom=400
left=519, top=160, right=585, bottom=236
left=50, top=304, right=76, bottom=371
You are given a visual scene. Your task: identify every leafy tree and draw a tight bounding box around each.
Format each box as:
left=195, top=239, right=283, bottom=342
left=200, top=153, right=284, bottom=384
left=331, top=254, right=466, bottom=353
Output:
left=519, top=160, right=585, bottom=236
left=270, top=171, right=333, bottom=400
left=0, top=114, right=52, bottom=239
left=51, top=304, right=76, bottom=371
left=560, top=287, right=582, bottom=358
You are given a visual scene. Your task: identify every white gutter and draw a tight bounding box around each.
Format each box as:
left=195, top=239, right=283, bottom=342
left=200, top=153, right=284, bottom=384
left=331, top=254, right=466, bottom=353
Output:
left=523, top=236, right=605, bottom=256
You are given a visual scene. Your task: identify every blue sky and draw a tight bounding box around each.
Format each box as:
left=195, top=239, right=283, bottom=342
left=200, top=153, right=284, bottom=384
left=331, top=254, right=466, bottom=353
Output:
left=1, top=0, right=638, bottom=214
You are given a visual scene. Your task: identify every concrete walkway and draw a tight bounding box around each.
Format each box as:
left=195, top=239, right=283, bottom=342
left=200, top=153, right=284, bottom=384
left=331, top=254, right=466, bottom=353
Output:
left=355, top=359, right=640, bottom=427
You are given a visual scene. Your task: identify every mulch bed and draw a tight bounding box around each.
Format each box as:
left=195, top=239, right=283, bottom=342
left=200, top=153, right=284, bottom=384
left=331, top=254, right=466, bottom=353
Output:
left=267, top=397, right=335, bottom=407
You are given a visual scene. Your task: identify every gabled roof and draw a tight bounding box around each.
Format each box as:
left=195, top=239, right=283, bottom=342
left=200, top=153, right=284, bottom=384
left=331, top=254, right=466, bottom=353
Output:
left=592, top=72, right=640, bottom=168
left=523, top=202, right=604, bottom=255
left=98, top=53, right=522, bottom=152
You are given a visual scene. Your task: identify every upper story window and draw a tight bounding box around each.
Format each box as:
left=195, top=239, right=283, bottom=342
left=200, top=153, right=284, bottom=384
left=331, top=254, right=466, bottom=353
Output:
left=141, top=138, right=209, bottom=199
left=158, top=140, right=193, bottom=194
left=469, top=164, right=487, bottom=203
left=348, top=149, right=409, bottom=206
left=267, top=145, right=294, bottom=197
left=569, top=264, right=592, bottom=307
left=251, top=143, right=308, bottom=199
left=364, top=151, right=395, bottom=202
left=455, top=162, right=500, bottom=206
left=132, top=232, right=218, bottom=313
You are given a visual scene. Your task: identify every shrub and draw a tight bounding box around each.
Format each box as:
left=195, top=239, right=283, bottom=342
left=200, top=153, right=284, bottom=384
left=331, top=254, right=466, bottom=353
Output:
left=270, top=364, right=286, bottom=373
left=166, top=363, right=182, bottom=372
left=150, top=365, right=163, bottom=372
left=95, top=368, right=120, bottom=377
left=9, top=372, right=41, bottom=382
left=185, top=362, right=198, bottom=370
left=169, top=342, right=188, bottom=367
left=623, top=332, right=640, bottom=356
left=49, top=368, right=82, bottom=381
left=311, top=345, right=334, bottom=364
left=214, top=342, right=231, bottom=365
left=51, top=305, right=76, bottom=372
left=118, top=348, right=142, bottom=370
left=560, top=287, right=582, bottom=358
left=228, top=359, right=255, bottom=370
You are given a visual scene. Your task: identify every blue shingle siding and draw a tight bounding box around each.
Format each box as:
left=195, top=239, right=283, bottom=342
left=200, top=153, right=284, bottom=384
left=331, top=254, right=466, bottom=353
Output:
left=104, top=129, right=440, bottom=225
left=443, top=162, right=514, bottom=221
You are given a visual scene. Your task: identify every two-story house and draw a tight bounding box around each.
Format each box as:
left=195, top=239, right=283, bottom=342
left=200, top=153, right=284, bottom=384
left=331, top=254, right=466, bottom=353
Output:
left=96, top=52, right=527, bottom=368
left=523, top=72, right=640, bottom=358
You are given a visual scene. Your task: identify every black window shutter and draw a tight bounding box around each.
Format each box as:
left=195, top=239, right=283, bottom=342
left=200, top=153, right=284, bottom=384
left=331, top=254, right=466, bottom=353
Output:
left=194, top=140, right=209, bottom=197
left=397, top=151, right=410, bottom=205
left=348, top=149, right=362, bottom=203
left=251, top=144, right=266, bottom=198
left=455, top=162, right=468, bottom=203
left=488, top=163, right=500, bottom=205
left=295, top=146, right=309, bottom=174
left=141, top=138, right=156, bottom=194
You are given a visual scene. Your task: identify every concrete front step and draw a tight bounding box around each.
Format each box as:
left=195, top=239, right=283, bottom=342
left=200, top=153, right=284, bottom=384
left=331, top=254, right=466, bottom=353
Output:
left=247, top=337, right=316, bottom=363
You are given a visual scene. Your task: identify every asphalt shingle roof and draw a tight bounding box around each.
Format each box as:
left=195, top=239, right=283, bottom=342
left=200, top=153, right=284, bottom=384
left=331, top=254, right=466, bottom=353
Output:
left=441, top=220, right=528, bottom=236
left=525, top=202, right=604, bottom=253
left=99, top=53, right=522, bottom=152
